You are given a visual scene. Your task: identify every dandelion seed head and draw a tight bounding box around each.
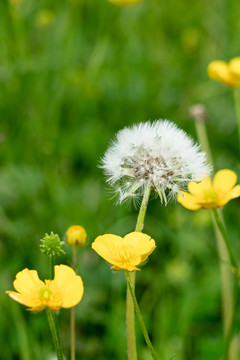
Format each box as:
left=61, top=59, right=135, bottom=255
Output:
left=102, top=120, right=211, bottom=205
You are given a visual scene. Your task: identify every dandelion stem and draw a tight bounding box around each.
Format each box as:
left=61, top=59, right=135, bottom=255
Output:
left=126, top=186, right=151, bottom=360
left=46, top=309, right=64, bottom=360
left=211, top=208, right=239, bottom=359
left=125, top=271, right=160, bottom=360
left=233, top=88, right=240, bottom=151
left=71, top=248, right=77, bottom=360
left=135, top=186, right=151, bottom=232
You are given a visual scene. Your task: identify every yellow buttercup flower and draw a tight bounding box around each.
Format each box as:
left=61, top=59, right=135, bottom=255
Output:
left=92, top=232, right=156, bottom=271
left=108, top=0, right=141, bottom=6
left=177, top=169, right=240, bottom=210
left=65, top=225, right=87, bottom=247
left=6, top=265, right=84, bottom=311
left=35, top=10, right=55, bottom=29
left=208, top=57, right=240, bottom=87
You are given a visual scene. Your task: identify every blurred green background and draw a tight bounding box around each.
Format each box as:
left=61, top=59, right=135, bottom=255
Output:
left=1, top=0, right=240, bottom=359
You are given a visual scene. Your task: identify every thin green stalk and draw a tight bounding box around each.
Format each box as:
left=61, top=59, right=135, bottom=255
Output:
left=213, top=211, right=233, bottom=336
left=49, top=255, right=61, bottom=355
left=71, top=248, right=77, bottom=360
left=211, top=208, right=239, bottom=359
left=46, top=309, right=63, bottom=360
left=194, top=120, right=213, bottom=166
left=233, top=88, right=240, bottom=151
left=225, top=275, right=239, bottom=360
left=194, top=119, right=234, bottom=345
left=125, top=271, right=159, bottom=360
left=50, top=255, right=54, bottom=280
left=126, top=186, right=151, bottom=360
left=135, top=186, right=151, bottom=232
left=211, top=209, right=237, bottom=269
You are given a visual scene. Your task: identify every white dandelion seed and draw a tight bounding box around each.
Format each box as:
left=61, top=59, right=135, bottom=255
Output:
left=101, top=120, right=211, bottom=205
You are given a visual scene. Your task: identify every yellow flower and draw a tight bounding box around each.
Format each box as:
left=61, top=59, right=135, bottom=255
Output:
left=177, top=169, right=240, bottom=210
left=108, top=0, right=141, bottom=6
left=6, top=265, right=84, bottom=311
left=35, top=10, right=55, bottom=29
left=65, top=225, right=87, bottom=247
left=207, top=57, right=240, bottom=87
left=9, top=0, right=22, bottom=6
left=92, top=232, right=156, bottom=271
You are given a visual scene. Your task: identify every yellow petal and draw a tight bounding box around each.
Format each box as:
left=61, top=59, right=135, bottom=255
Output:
left=91, top=242, right=118, bottom=265
left=108, top=0, right=141, bottom=6
left=61, top=276, right=84, bottom=308
left=66, top=225, right=87, bottom=247
left=207, top=60, right=235, bottom=86
left=177, top=191, right=201, bottom=210
left=53, top=265, right=84, bottom=308
left=92, top=234, right=122, bottom=260
left=7, top=291, right=34, bottom=307
left=6, top=290, right=45, bottom=310
left=111, top=265, right=141, bottom=271
left=92, top=232, right=156, bottom=270
left=218, top=185, right=240, bottom=207
left=123, top=232, right=155, bottom=254
left=141, top=247, right=156, bottom=263
left=13, top=269, right=44, bottom=295
left=124, top=231, right=151, bottom=243
left=213, top=169, right=237, bottom=193
left=188, top=177, right=212, bottom=197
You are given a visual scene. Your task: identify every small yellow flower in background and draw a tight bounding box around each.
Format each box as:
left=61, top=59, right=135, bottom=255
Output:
left=6, top=265, right=84, bottom=311
left=177, top=169, right=240, bottom=210
left=35, top=10, right=55, bottom=29
left=9, top=0, right=22, bottom=6
left=108, top=0, right=141, bottom=6
left=65, top=225, right=87, bottom=247
left=208, top=57, right=240, bottom=87
left=92, top=232, right=156, bottom=271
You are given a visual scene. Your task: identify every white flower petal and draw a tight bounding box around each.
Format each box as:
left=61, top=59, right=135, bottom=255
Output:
left=102, top=120, right=211, bottom=204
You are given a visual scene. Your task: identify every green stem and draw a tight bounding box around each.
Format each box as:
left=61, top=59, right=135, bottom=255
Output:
left=233, top=88, right=240, bottom=152
left=126, top=186, right=151, bottom=360
left=70, top=308, right=75, bottom=360
left=135, top=186, right=151, bottom=232
left=46, top=309, right=63, bottom=360
left=49, top=255, right=62, bottom=355
left=194, top=120, right=214, bottom=166
left=71, top=248, right=77, bottom=360
left=50, top=255, right=55, bottom=280
left=125, top=272, right=159, bottom=360
left=211, top=209, right=239, bottom=359
left=211, top=209, right=237, bottom=269
left=194, top=118, right=235, bottom=346
left=212, top=210, right=233, bottom=336
left=225, top=274, right=239, bottom=360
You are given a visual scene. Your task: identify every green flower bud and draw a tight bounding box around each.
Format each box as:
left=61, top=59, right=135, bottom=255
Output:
left=40, top=232, right=65, bottom=257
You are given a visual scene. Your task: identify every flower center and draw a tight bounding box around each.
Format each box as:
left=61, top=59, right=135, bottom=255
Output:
left=204, top=189, right=218, bottom=203
left=118, top=245, right=134, bottom=264
left=123, top=147, right=174, bottom=183
left=39, top=287, right=52, bottom=301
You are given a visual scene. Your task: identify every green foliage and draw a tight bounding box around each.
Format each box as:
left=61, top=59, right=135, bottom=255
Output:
left=1, top=0, right=240, bottom=359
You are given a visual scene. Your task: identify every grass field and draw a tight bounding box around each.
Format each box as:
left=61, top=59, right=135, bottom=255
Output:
left=1, top=0, right=240, bottom=359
